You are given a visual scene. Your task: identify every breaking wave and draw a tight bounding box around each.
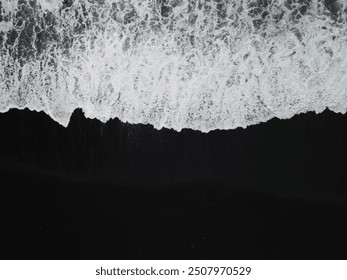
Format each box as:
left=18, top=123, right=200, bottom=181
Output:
left=0, top=0, right=347, bottom=132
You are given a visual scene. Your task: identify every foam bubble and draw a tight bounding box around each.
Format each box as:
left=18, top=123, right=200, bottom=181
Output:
left=0, top=0, right=347, bottom=131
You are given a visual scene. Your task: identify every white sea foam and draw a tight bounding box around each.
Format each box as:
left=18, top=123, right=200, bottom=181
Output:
left=0, top=0, right=346, bottom=131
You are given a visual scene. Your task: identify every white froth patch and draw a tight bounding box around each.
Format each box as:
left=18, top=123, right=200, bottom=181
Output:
left=37, top=0, right=63, bottom=11
left=0, top=0, right=347, bottom=132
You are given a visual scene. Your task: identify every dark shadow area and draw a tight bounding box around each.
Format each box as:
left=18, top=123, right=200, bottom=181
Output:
left=0, top=108, right=346, bottom=259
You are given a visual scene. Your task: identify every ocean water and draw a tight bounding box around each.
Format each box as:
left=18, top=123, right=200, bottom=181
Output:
left=0, top=0, right=346, bottom=132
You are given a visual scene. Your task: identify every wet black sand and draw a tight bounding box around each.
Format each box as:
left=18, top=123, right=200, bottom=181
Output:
left=0, top=109, right=346, bottom=259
